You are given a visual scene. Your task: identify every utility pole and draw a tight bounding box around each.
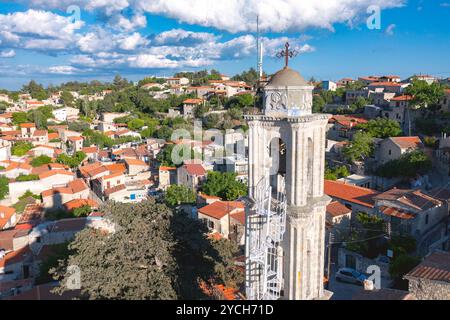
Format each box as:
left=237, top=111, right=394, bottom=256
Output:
left=326, top=230, right=334, bottom=289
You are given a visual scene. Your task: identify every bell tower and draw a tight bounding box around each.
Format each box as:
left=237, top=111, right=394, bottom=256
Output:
left=245, top=44, right=331, bottom=300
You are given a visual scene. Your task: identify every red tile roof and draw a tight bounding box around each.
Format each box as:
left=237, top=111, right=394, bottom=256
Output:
left=379, top=206, right=415, bottom=220
left=81, top=146, right=98, bottom=153
left=19, top=123, right=36, bottom=128
left=391, top=95, right=413, bottom=101
left=0, top=206, right=16, bottom=229
left=374, top=188, right=440, bottom=211
left=324, top=180, right=379, bottom=208
left=64, top=199, right=98, bottom=211
left=183, top=98, right=203, bottom=104
left=101, top=171, right=123, bottom=181
left=39, top=169, right=73, bottom=180
left=369, top=81, right=402, bottom=87
left=326, top=201, right=352, bottom=217
left=329, top=115, right=368, bottom=128
left=104, top=184, right=126, bottom=196
left=183, top=163, right=206, bottom=176
left=68, top=135, right=83, bottom=141
left=124, top=158, right=147, bottom=167
left=405, top=251, right=450, bottom=282
left=198, top=201, right=244, bottom=220
left=390, top=136, right=422, bottom=149
left=159, top=166, right=176, bottom=171
left=0, top=246, right=31, bottom=268
left=230, top=210, right=245, bottom=225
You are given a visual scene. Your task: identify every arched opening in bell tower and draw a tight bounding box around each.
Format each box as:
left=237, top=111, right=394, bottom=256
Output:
left=307, top=137, right=313, bottom=197
left=269, top=137, right=287, bottom=194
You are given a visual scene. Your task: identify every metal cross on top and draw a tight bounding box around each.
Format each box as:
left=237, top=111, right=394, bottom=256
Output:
left=276, top=42, right=298, bottom=68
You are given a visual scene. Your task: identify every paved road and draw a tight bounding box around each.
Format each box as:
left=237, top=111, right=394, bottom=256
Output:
left=327, top=274, right=364, bottom=300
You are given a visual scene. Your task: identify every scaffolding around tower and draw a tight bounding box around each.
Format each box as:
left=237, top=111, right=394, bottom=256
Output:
left=245, top=176, right=287, bottom=300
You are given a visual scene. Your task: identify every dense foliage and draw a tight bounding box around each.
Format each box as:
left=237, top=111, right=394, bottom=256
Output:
left=50, top=199, right=243, bottom=299
left=201, top=172, right=247, bottom=201
left=11, top=141, right=33, bottom=156
left=342, top=131, right=374, bottom=162
left=31, top=155, right=52, bottom=167
left=324, top=165, right=350, bottom=180
left=56, top=151, right=87, bottom=168
left=376, top=150, right=432, bottom=178
left=357, top=118, right=402, bottom=138
left=165, top=185, right=196, bottom=207
left=0, top=175, right=9, bottom=200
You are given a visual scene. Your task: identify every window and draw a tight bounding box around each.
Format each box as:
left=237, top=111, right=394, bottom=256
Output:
left=208, top=220, right=215, bottom=229
left=388, top=149, right=392, bottom=155
left=425, top=214, right=429, bottom=225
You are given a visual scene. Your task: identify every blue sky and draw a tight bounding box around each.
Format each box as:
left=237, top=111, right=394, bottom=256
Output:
left=0, top=0, right=449, bottom=90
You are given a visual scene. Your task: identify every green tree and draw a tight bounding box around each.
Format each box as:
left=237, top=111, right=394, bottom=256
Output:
left=389, top=254, right=420, bottom=289
left=357, top=118, right=402, bottom=138
left=312, top=95, right=326, bottom=113
left=51, top=200, right=244, bottom=299
left=56, top=151, right=86, bottom=168
left=73, top=205, right=92, bottom=217
left=127, top=118, right=145, bottom=131
left=202, top=172, right=247, bottom=201
left=345, top=212, right=386, bottom=259
left=36, top=242, right=72, bottom=285
left=12, top=112, right=29, bottom=125
left=376, top=150, right=432, bottom=178
left=165, top=185, right=196, bottom=206
left=22, top=80, right=48, bottom=100
left=11, top=141, right=33, bottom=156
left=0, top=175, right=9, bottom=200
left=60, top=91, right=75, bottom=107
left=342, top=131, right=374, bottom=162
left=324, top=165, right=350, bottom=180
left=31, top=155, right=52, bottom=167
left=16, top=174, right=39, bottom=182
left=204, top=113, right=221, bottom=129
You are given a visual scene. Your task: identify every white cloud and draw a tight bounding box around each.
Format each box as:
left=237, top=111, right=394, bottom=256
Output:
left=0, top=49, right=16, bottom=58
left=153, top=29, right=217, bottom=46
left=136, top=0, right=405, bottom=33
left=48, top=65, right=80, bottom=74
left=385, top=23, right=396, bottom=36
left=112, top=13, right=147, bottom=31
left=77, top=29, right=115, bottom=53
left=25, top=0, right=405, bottom=33
left=0, top=9, right=83, bottom=40
left=118, top=32, right=149, bottom=51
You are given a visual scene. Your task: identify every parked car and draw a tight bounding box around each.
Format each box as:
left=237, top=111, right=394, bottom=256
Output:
left=335, top=268, right=368, bottom=285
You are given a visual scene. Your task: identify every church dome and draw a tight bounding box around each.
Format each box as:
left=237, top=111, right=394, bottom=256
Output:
left=268, top=67, right=308, bottom=87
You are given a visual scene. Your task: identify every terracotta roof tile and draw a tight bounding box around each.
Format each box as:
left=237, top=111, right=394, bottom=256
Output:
left=199, top=201, right=244, bottom=220
left=326, top=201, right=352, bottom=217
left=183, top=163, right=206, bottom=176
left=64, top=199, right=98, bottom=211
left=390, top=136, right=422, bottom=149
left=0, top=206, right=16, bottom=229
left=405, top=251, right=450, bottom=282
left=324, top=180, right=379, bottom=208
left=104, top=184, right=126, bottom=196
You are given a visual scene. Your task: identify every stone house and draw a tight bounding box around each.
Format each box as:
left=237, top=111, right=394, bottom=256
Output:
left=375, top=136, right=423, bottom=165
left=158, top=166, right=176, bottom=190
left=373, top=189, right=448, bottom=256
left=182, top=98, right=203, bottom=118
left=177, top=163, right=207, bottom=190
left=404, top=251, right=450, bottom=300
left=326, top=115, right=368, bottom=141
left=197, top=200, right=245, bottom=243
